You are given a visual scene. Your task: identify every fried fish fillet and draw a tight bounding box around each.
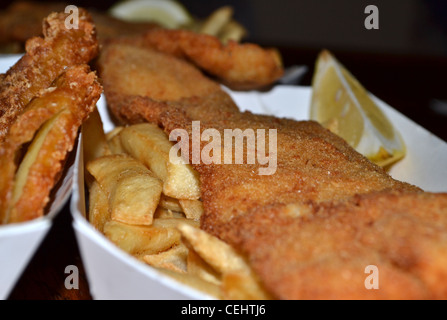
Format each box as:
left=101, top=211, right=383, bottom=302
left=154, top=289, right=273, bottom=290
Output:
left=98, top=42, right=420, bottom=222
left=97, top=42, right=225, bottom=125
left=121, top=29, right=284, bottom=90
left=98, top=37, right=447, bottom=299
left=0, top=7, right=98, bottom=142
left=134, top=29, right=283, bottom=90
left=0, top=64, right=102, bottom=223
left=218, top=191, right=447, bottom=299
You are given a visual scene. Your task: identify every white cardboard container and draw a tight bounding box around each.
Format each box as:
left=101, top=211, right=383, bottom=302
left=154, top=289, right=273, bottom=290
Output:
left=71, top=86, right=447, bottom=300
left=0, top=55, right=75, bottom=299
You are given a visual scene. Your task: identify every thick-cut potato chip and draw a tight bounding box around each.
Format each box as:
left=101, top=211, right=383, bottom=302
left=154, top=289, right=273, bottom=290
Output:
left=110, top=170, right=162, bottom=225
left=177, top=223, right=270, bottom=299
left=219, top=20, right=247, bottom=44
left=143, top=243, right=189, bottom=273
left=87, top=154, right=163, bottom=225
left=153, top=217, right=199, bottom=229
left=103, top=220, right=181, bottom=256
left=159, top=194, right=183, bottom=213
left=83, top=108, right=111, bottom=166
left=88, top=181, right=110, bottom=233
left=177, top=223, right=247, bottom=274
left=187, top=249, right=221, bottom=286
left=179, top=199, right=204, bottom=221
left=83, top=108, right=111, bottom=188
left=154, top=207, right=185, bottom=219
left=119, top=123, right=200, bottom=200
left=221, top=271, right=272, bottom=300
left=105, top=126, right=124, bottom=141
left=157, top=268, right=222, bottom=299
left=199, top=6, right=233, bottom=37
left=106, top=126, right=126, bottom=154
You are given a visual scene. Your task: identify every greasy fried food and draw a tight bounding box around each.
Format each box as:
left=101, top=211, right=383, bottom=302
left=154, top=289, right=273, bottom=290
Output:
left=130, top=29, right=283, bottom=90
left=97, top=42, right=223, bottom=125
left=103, top=220, right=181, bottom=257
left=118, top=123, right=201, bottom=200
left=143, top=243, right=189, bottom=273
left=88, top=180, right=110, bottom=233
left=178, top=223, right=271, bottom=299
left=179, top=199, right=203, bottom=221
left=219, top=191, right=447, bottom=299
left=86, top=154, right=163, bottom=226
left=0, top=8, right=98, bottom=141
left=0, top=65, right=101, bottom=223
left=98, top=39, right=420, bottom=224
left=96, top=39, right=447, bottom=300
left=98, top=43, right=419, bottom=228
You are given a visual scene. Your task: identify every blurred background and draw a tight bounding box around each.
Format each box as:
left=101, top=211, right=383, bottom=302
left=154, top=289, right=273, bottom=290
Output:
left=2, top=0, right=446, bottom=57
left=184, top=0, right=447, bottom=57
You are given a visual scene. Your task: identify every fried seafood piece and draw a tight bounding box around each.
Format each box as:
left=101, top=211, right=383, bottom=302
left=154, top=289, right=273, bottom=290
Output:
left=100, top=37, right=446, bottom=300
left=0, top=64, right=102, bottom=224
left=0, top=8, right=99, bottom=141
left=156, top=101, right=421, bottom=231
left=98, top=37, right=420, bottom=230
left=124, top=29, right=284, bottom=90
left=98, top=42, right=228, bottom=125
left=219, top=191, right=447, bottom=299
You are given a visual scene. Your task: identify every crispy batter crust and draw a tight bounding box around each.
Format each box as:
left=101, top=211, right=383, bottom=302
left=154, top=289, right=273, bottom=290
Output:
left=133, top=29, right=284, bottom=90
left=0, top=7, right=98, bottom=141
left=219, top=191, right=447, bottom=299
left=97, top=33, right=447, bottom=300
left=0, top=65, right=102, bottom=223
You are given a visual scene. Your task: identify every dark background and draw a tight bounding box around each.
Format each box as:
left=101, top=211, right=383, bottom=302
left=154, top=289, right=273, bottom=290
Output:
left=3, top=0, right=447, bottom=300
left=2, top=0, right=447, bottom=56
left=185, top=0, right=447, bottom=57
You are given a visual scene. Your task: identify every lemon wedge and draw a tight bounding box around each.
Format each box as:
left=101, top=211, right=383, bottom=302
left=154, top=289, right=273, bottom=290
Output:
left=109, top=0, right=193, bottom=29
left=310, top=50, right=406, bottom=167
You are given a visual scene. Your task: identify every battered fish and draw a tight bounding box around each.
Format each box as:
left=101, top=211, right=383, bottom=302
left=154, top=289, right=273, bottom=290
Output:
left=99, top=42, right=420, bottom=226
left=0, top=8, right=102, bottom=223
left=0, top=64, right=102, bottom=224
left=0, top=8, right=98, bottom=141
left=98, top=36, right=447, bottom=300
left=131, top=29, right=284, bottom=90
left=219, top=191, right=447, bottom=299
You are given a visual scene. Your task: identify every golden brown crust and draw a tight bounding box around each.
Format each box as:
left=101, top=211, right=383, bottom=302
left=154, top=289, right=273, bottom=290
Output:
left=98, top=42, right=223, bottom=126
left=0, top=65, right=102, bottom=223
left=96, top=29, right=447, bottom=300
left=127, top=28, right=284, bottom=90
left=219, top=191, right=447, bottom=299
left=0, top=7, right=99, bottom=142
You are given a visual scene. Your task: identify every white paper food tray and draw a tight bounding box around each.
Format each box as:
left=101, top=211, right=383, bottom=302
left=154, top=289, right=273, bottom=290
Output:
left=0, top=54, right=74, bottom=299
left=70, top=86, right=447, bottom=300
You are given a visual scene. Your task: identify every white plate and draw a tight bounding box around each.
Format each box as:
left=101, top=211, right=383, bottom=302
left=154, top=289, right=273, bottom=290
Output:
left=0, top=54, right=75, bottom=299
left=71, top=85, right=447, bottom=300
